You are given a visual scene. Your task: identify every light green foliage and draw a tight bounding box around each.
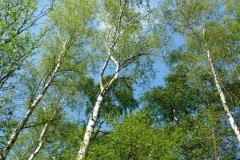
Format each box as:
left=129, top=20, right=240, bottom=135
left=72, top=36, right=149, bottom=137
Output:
left=41, top=0, right=98, bottom=73
left=0, top=0, right=50, bottom=153
left=154, top=0, right=240, bottom=158
left=86, top=109, right=238, bottom=159
left=95, top=108, right=238, bottom=159
left=0, top=0, right=97, bottom=158
left=0, top=0, right=51, bottom=89
left=95, top=0, right=161, bottom=85
left=49, top=0, right=97, bottom=36
left=86, top=112, right=157, bottom=160
left=1, top=0, right=240, bottom=159
left=162, top=0, right=240, bottom=109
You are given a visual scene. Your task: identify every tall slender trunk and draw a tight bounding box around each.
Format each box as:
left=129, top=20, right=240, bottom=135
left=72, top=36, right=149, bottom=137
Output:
left=77, top=40, right=120, bottom=160
left=0, top=39, right=69, bottom=160
left=77, top=47, right=119, bottom=159
left=206, top=49, right=240, bottom=142
left=76, top=92, right=104, bottom=159
left=178, top=0, right=240, bottom=144
left=28, top=96, right=65, bottom=160
left=76, top=2, right=125, bottom=159
left=28, top=123, right=49, bottom=160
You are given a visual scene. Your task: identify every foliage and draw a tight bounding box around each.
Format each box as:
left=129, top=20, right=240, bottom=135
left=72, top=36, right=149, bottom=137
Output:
left=0, top=0, right=240, bottom=159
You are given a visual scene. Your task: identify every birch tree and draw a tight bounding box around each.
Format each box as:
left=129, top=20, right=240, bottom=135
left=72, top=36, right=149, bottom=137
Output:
left=27, top=96, right=65, bottom=160
left=76, top=0, right=161, bottom=158
left=0, top=1, right=52, bottom=152
left=141, top=56, right=240, bottom=158
left=0, top=0, right=97, bottom=158
left=161, top=0, right=240, bottom=143
left=0, top=29, right=71, bottom=160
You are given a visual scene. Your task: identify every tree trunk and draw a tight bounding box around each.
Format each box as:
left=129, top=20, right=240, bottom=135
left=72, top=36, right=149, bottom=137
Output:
left=206, top=49, right=240, bottom=142
left=76, top=2, right=125, bottom=158
left=28, top=123, right=49, bottom=160
left=28, top=96, right=65, bottom=160
left=0, top=84, right=52, bottom=160
left=0, top=39, right=69, bottom=160
left=76, top=92, right=104, bottom=159
left=77, top=43, right=119, bottom=160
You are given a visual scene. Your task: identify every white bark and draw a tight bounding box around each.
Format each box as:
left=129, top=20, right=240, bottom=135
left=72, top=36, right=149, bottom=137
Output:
left=28, top=123, right=49, bottom=160
left=28, top=96, right=66, bottom=160
left=77, top=46, right=120, bottom=160
left=179, top=1, right=240, bottom=145
left=173, top=109, right=178, bottom=122
left=206, top=49, right=240, bottom=142
left=76, top=3, right=125, bottom=159
left=76, top=93, right=104, bottom=159
left=0, top=38, right=69, bottom=160
left=201, top=28, right=240, bottom=143
left=179, top=5, right=240, bottom=141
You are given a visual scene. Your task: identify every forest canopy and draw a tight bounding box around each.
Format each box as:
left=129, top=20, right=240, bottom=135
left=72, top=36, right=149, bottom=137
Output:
left=0, top=0, right=239, bottom=159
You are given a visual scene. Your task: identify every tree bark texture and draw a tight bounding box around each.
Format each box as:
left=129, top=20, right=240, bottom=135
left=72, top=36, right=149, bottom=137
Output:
left=76, top=93, right=104, bottom=159
left=206, top=49, right=240, bottom=142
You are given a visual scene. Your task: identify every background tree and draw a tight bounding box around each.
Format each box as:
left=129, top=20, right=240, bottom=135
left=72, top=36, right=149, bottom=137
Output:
left=0, top=0, right=97, bottom=159
left=160, top=0, right=240, bottom=142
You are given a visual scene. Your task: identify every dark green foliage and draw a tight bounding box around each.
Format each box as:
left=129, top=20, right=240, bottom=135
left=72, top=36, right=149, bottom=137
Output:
left=84, top=77, right=138, bottom=119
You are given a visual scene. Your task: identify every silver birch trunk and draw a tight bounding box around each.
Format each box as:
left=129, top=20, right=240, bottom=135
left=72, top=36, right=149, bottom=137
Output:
left=206, top=49, right=240, bottom=142
left=76, top=3, right=125, bottom=159
left=76, top=92, right=104, bottom=159
left=28, top=96, right=65, bottom=160
left=179, top=2, right=240, bottom=144
left=0, top=38, right=69, bottom=160
left=28, top=123, right=49, bottom=160
left=77, top=50, right=119, bottom=159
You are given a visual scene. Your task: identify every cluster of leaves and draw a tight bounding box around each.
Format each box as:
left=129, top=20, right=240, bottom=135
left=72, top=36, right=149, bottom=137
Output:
left=0, top=0, right=240, bottom=159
